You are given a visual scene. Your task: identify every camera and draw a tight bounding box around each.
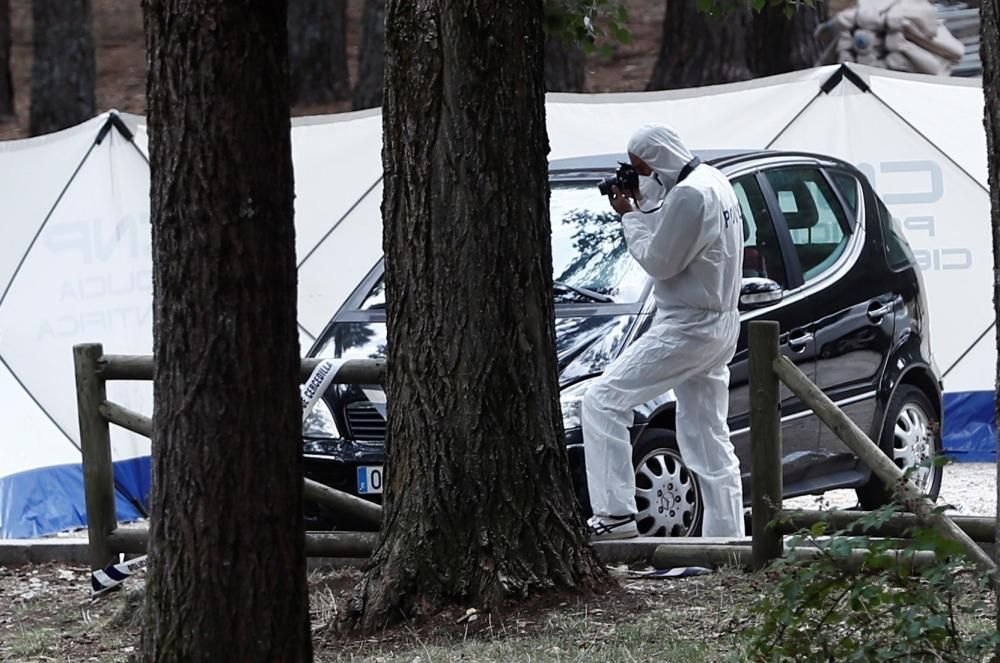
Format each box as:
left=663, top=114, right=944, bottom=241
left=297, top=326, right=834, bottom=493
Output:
left=597, top=161, right=640, bottom=201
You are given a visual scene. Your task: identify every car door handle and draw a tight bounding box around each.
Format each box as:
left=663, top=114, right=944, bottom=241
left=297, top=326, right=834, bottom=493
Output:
left=787, top=331, right=814, bottom=353
left=867, top=300, right=893, bottom=323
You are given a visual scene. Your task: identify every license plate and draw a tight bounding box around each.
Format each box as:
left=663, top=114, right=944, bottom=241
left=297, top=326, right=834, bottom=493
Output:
left=357, top=465, right=384, bottom=494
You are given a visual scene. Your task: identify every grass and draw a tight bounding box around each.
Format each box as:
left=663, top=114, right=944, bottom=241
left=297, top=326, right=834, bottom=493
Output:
left=319, top=604, right=741, bottom=662
left=7, top=624, right=59, bottom=659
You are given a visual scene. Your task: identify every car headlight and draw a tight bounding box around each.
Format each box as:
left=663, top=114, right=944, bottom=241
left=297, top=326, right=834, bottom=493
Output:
left=559, top=378, right=596, bottom=431
left=303, top=398, right=340, bottom=439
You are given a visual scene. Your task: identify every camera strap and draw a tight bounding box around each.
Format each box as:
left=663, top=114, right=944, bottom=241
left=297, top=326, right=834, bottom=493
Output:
left=677, top=156, right=702, bottom=184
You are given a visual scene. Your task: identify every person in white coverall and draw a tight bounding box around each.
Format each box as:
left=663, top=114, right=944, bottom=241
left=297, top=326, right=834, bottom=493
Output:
left=583, top=122, right=745, bottom=540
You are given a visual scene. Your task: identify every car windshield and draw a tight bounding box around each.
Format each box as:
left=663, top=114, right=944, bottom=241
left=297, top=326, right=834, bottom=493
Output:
left=550, top=182, right=647, bottom=304
left=359, top=180, right=648, bottom=310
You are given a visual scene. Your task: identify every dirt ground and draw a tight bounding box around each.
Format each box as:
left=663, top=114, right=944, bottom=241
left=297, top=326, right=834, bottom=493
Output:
left=0, top=563, right=761, bottom=662
left=0, top=0, right=667, bottom=141
left=1, top=464, right=995, bottom=661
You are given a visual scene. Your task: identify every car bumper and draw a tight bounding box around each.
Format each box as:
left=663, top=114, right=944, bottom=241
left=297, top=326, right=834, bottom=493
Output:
left=302, top=429, right=596, bottom=525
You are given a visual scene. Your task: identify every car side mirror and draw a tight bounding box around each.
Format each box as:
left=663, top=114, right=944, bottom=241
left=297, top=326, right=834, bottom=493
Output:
left=740, top=277, right=783, bottom=310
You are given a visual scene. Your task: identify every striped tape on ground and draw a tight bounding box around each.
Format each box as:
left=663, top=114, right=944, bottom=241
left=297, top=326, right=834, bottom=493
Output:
left=91, top=554, right=148, bottom=597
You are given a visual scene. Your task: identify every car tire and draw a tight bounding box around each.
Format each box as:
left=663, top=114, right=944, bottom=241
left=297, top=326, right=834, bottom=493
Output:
left=856, top=385, right=943, bottom=510
left=632, top=428, right=703, bottom=537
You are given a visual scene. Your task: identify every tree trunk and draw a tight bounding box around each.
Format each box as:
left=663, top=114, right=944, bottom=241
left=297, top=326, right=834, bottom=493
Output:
left=352, top=0, right=384, bottom=109
left=29, top=0, right=95, bottom=135
left=545, top=35, right=585, bottom=92
left=288, top=0, right=350, bottom=105
left=750, top=1, right=825, bottom=76
left=140, top=1, right=311, bottom=661
left=984, top=0, right=1000, bottom=645
left=0, top=0, right=12, bottom=120
left=647, top=1, right=753, bottom=90
left=351, top=0, right=608, bottom=632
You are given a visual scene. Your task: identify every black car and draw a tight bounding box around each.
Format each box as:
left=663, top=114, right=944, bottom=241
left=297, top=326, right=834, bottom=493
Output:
left=301, top=149, right=944, bottom=537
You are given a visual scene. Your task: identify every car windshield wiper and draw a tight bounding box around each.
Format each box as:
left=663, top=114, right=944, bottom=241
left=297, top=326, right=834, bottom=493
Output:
left=553, top=281, right=615, bottom=303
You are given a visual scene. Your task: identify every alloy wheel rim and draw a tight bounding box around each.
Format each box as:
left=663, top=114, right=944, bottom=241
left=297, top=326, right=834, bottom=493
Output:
left=634, top=448, right=701, bottom=537
left=893, top=402, right=935, bottom=494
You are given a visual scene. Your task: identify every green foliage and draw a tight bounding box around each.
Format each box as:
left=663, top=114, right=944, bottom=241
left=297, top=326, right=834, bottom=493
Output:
left=544, top=0, right=631, bottom=56
left=745, top=465, right=1000, bottom=661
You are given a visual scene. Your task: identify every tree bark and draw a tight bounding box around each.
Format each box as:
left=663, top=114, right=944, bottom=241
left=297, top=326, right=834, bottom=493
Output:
left=984, top=0, right=1000, bottom=645
left=288, top=0, right=350, bottom=105
left=351, top=0, right=608, bottom=632
left=29, top=0, right=95, bottom=135
left=352, top=0, right=385, bottom=109
left=140, top=1, right=311, bottom=661
left=545, top=35, right=585, bottom=92
left=0, top=0, right=12, bottom=120
left=750, top=1, right=825, bottom=76
left=647, top=1, right=753, bottom=90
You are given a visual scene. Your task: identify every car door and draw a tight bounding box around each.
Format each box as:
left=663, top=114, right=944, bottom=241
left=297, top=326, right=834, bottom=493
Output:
left=762, top=165, right=896, bottom=480
left=726, top=170, right=821, bottom=492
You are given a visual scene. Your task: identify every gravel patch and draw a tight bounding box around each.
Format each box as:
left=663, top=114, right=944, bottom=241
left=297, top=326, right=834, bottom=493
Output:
left=785, top=461, right=997, bottom=516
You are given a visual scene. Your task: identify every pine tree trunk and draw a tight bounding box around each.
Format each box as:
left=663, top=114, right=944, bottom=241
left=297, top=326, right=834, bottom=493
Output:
left=983, top=0, right=1000, bottom=644
left=750, top=2, right=825, bottom=76
left=647, top=0, right=753, bottom=90
left=29, top=0, right=95, bottom=135
left=545, top=35, right=585, bottom=92
left=140, top=1, right=311, bottom=660
left=0, top=0, right=12, bottom=120
left=352, top=0, right=384, bottom=109
left=288, top=0, right=350, bottom=105
left=351, top=0, right=608, bottom=632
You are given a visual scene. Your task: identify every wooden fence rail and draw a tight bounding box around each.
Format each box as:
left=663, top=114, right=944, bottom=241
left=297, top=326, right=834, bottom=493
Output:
left=746, top=321, right=998, bottom=577
left=74, top=342, right=386, bottom=570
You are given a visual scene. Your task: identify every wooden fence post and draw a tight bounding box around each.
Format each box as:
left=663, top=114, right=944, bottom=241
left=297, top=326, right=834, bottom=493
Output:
left=74, top=343, right=116, bottom=570
left=749, top=321, right=783, bottom=570
left=773, top=354, right=998, bottom=576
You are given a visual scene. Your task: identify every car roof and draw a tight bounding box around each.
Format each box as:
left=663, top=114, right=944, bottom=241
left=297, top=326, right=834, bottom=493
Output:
left=548, top=149, right=850, bottom=177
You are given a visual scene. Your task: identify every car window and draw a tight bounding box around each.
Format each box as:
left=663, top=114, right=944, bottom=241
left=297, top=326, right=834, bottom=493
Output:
left=357, top=182, right=648, bottom=310
left=360, top=277, right=385, bottom=310
left=732, top=175, right=788, bottom=289
left=877, top=197, right=914, bottom=270
left=549, top=183, right=648, bottom=304
left=830, top=170, right=859, bottom=218
left=765, top=168, right=851, bottom=283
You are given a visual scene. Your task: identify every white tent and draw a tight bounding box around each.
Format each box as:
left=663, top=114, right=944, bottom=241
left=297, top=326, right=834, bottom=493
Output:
left=0, top=63, right=991, bottom=538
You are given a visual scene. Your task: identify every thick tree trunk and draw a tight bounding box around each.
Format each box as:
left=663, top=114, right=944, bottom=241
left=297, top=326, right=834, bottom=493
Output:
left=140, top=1, right=311, bottom=661
left=288, top=0, right=350, bottom=105
left=647, top=1, right=753, bottom=90
left=984, top=0, right=1000, bottom=644
left=750, top=2, right=825, bottom=76
left=351, top=0, right=608, bottom=632
left=0, top=0, right=12, bottom=120
left=352, top=0, right=384, bottom=109
left=29, top=0, right=95, bottom=135
left=545, top=36, right=585, bottom=92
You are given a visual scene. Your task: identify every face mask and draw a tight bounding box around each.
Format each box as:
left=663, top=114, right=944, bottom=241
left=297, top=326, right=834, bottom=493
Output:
left=638, top=172, right=666, bottom=203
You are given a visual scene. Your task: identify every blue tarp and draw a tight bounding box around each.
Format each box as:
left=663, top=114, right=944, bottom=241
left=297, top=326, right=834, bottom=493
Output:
left=0, top=456, right=150, bottom=539
left=942, top=390, right=995, bottom=462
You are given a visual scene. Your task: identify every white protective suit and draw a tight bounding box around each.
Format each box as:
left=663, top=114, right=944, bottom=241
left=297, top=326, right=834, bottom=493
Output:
left=581, top=123, right=746, bottom=537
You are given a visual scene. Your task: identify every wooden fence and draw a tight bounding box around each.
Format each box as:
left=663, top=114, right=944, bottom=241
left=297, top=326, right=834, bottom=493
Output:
left=747, top=321, right=996, bottom=575
left=73, top=343, right=385, bottom=570
left=77, top=325, right=996, bottom=577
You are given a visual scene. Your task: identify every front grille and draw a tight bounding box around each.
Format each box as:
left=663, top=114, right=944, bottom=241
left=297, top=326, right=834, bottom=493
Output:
left=345, top=401, right=386, bottom=441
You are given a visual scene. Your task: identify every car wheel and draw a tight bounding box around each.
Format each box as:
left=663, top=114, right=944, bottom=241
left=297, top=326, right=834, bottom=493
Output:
left=632, top=428, right=703, bottom=537
left=857, top=385, right=943, bottom=510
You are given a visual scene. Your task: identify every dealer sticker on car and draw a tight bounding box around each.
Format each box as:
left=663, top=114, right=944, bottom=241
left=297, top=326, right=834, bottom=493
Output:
left=357, top=466, right=384, bottom=494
